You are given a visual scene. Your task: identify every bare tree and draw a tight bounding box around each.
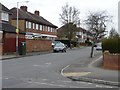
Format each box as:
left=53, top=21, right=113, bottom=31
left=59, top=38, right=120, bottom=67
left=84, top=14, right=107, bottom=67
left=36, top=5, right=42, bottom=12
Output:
left=109, top=28, right=119, bottom=38
left=85, top=11, right=112, bottom=58
left=59, top=3, right=80, bottom=25
left=59, top=3, right=80, bottom=48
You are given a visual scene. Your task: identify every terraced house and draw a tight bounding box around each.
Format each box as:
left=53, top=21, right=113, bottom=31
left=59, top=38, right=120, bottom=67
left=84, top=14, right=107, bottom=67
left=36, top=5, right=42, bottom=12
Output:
left=10, top=6, right=58, bottom=52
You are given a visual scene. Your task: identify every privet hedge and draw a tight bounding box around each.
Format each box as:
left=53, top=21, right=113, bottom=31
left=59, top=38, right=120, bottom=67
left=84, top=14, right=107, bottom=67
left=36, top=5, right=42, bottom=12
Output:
left=102, top=38, right=120, bottom=54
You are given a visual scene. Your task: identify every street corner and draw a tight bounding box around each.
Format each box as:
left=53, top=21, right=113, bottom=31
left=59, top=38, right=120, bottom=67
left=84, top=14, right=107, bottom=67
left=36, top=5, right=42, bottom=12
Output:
left=63, top=72, right=91, bottom=77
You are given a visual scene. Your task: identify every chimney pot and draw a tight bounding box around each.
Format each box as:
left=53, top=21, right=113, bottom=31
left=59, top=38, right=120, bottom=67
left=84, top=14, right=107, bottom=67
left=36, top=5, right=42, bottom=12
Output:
left=20, top=6, right=27, bottom=12
left=34, top=10, right=40, bottom=16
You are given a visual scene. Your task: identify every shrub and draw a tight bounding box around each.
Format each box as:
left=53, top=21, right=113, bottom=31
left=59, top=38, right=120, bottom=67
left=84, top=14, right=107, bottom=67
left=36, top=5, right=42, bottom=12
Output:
left=102, top=38, right=120, bottom=54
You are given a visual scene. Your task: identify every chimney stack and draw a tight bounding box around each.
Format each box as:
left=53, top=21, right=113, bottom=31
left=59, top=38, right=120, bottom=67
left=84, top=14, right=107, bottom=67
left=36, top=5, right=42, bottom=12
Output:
left=34, top=10, right=40, bottom=16
left=20, top=6, right=27, bottom=12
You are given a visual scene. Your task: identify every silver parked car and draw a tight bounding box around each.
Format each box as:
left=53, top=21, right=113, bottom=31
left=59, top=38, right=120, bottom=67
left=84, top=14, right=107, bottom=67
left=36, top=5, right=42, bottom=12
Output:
left=53, top=43, right=67, bottom=53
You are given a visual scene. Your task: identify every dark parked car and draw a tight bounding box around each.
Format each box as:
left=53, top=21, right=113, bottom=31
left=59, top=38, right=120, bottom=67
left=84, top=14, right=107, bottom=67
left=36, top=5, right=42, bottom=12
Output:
left=53, top=43, right=67, bottom=53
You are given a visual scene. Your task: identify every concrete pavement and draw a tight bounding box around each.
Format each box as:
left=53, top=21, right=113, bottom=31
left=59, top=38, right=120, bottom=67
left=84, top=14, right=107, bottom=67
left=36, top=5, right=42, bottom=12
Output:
left=0, top=51, right=52, bottom=60
left=62, top=55, right=120, bottom=87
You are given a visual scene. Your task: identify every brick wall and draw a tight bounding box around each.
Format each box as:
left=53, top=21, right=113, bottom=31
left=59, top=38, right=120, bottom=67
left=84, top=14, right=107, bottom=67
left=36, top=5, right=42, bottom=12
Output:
left=12, top=20, right=25, bottom=32
left=103, top=52, right=120, bottom=70
left=0, top=43, right=3, bottom=56
left=26, top=39, right=52, bottom=52
left=3, top=33, right=25, bottom=54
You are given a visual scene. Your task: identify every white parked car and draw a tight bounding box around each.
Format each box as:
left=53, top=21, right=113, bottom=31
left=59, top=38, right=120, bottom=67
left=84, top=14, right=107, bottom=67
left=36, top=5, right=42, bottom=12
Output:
left=96, top=43, right=102, bottom=50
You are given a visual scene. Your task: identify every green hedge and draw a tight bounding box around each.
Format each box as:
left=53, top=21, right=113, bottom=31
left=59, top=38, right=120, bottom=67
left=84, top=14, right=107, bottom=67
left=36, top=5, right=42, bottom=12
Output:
left=102, top=38, right=120, bottom=53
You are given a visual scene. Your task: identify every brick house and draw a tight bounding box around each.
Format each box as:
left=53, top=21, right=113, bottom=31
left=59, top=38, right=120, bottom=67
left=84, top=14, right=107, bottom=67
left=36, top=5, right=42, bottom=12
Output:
left=10, top=6, right=58, bottom=52
left=10, top=6, right=58, bottom=40
left=57, top=24, right=93, bottom=45
left=76, top=27, right=93, bottom=45
left=0, top=3, right=25, bottom=55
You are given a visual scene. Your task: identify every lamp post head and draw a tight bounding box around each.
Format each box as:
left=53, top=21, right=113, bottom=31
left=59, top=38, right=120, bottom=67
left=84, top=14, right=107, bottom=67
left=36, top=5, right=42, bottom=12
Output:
left=25, top=1, right=29, bottom=3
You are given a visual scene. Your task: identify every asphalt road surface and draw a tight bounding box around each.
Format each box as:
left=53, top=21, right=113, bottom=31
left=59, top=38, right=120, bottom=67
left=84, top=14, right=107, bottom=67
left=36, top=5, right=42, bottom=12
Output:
left=2, top=47, right=116, bottom=88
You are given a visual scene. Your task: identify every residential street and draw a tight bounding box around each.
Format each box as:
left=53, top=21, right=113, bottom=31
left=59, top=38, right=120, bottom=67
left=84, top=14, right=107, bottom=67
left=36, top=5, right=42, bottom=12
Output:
left=2, top=47, right=117, bottom=88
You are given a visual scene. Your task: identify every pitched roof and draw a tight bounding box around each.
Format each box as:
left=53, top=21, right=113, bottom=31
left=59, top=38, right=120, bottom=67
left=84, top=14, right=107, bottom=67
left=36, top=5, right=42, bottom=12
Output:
left=57, top=23, right=85, bottom=32
left=10, top=8, right=58, bottom=28
left=0, top=3, right=10, bottom=13
left=0, top=22, right=25, bottom=34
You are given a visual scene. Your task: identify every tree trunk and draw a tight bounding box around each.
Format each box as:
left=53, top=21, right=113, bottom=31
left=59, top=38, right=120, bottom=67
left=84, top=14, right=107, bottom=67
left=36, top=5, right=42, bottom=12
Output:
left=90, top=43, right=95, bottom=58
left=69, top=40, right=72, bottom=49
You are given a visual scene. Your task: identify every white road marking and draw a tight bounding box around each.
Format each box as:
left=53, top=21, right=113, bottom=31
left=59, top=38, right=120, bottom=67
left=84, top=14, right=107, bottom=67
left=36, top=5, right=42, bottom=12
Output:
left=96, top=85, right=103, bottom=88
left=56, top=85, right=66, bottom=87
left=42, top=79, right=49, bottom=81
left=87, top=83, right=93, bottom=84
left=63, top=72, right=91, bottom=77
left=61, top=65, right=70, bottom=76
left=4, top=78, right=9, bottom=80
left=33, top=62, right=51, bottom=68
left=105, top=86, right=113, bottom=88
left=59, top=80, right=72, bottom=83
left=69, top=86, right=80, bottom=88
left=45, top=63, right=51, bottom=65
left=88, top=56, right=102, bottom=68
left=50, top=81, right=55, bottom=83
left=77, top=81, right=87, bottom=84
left=29, top=81, right=67, bottom=87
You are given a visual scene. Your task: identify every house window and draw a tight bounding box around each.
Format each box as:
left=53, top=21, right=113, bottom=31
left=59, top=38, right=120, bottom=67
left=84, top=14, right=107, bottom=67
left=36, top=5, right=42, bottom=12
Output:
left=43, top=25, right=46, bottom=31
left=28, top=22, right=32, bottom=29
left=1, top=12, right=9, bottom=21
left=26, top=21, right=28, bottom=28
left=36, top=24, right=39, bottom=30
left=26, top=21, right=31, bottom=29
left=48, top=27, right=50, bottom=32
left=40, top=25, right=42, bottom=31
left=46, top=26, right=48, bottom=31
left=52, top=28, right=55, bottom=32
left=50, top=27, right=53, bottom=32
left=33, top=23, right=35, bottom=29
left=43, top=26, right=47, bottom=31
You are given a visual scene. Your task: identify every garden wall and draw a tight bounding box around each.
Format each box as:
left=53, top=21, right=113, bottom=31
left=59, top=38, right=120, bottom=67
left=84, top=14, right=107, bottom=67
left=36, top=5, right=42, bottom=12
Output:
left=103, top=52, right=120, bottom=70
left=26, top=39, right=52, bottom=52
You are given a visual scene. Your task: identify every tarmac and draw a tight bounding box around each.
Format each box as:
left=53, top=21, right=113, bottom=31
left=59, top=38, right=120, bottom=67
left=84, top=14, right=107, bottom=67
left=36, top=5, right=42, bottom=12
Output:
left=1, top=48, right=120, bottom=87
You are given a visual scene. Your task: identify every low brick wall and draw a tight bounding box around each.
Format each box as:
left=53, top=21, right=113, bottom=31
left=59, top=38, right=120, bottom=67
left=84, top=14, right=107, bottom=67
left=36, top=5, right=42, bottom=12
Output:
left=26, top=39, right=52, bottom=52
left=3, top=33, right=25, bottom=54
left=0, top=43, right=3, bottom=56
left=103, top=51, right=120, bottom=70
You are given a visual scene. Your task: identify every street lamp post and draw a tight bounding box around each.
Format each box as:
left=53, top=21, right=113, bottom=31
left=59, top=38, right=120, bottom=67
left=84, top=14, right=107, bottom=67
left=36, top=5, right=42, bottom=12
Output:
left=16, top=1, right=29, bottom=55
left=16, top=2, right=19, bottom=55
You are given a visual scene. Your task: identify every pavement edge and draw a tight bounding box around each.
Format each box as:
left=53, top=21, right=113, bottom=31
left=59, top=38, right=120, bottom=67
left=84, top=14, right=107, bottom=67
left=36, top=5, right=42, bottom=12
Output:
left=61, top=56, right=120, bottom=87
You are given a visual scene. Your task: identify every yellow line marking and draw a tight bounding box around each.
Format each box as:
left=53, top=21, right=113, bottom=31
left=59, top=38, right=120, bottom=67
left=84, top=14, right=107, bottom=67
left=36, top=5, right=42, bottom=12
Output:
left=63, top=72, right=91, bottom=77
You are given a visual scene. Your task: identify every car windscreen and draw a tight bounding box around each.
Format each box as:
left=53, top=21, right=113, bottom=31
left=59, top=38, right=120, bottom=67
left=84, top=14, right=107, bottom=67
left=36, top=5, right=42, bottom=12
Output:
left=55, top=44, right=64, bottom=47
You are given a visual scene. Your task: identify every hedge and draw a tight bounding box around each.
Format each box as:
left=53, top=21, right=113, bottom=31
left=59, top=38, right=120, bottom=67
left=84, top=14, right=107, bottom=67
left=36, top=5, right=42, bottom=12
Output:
left=102, top=38, right=120, bottom=53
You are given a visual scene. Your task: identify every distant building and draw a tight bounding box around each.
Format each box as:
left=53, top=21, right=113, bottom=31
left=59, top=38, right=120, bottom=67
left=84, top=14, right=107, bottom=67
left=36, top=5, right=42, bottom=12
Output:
left=76, top=27, right=93, bottom=45
left=57, top=24, right=94, bottom=45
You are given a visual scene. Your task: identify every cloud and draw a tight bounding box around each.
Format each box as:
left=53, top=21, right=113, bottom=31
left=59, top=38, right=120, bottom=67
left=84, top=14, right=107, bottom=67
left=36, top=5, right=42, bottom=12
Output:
left=0, top=0, right=119, bottom=29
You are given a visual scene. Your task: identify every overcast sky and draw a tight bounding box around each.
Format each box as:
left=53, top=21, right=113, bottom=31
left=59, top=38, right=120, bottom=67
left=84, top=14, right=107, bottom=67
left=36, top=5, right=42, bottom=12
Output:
left=0, top=0, right=119, bottom=32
